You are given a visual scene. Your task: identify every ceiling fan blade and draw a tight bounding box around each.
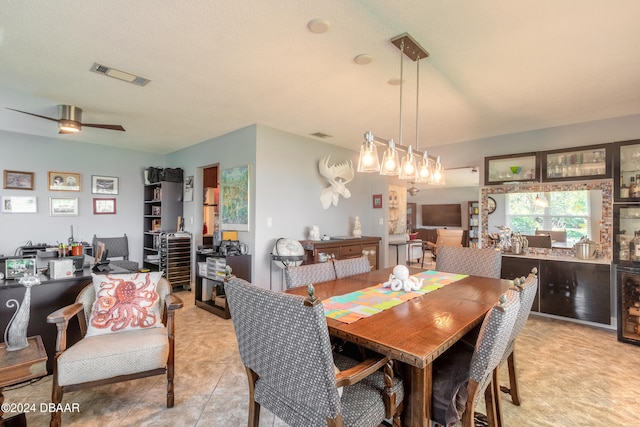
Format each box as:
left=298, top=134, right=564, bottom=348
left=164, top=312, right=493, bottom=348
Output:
left=82, top=123, right=125, bottom=131
left=6, top=107, right=59, bottom=122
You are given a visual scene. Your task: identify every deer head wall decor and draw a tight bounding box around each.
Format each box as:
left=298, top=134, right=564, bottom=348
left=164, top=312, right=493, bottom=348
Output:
left=319, top=156, right=354, bottom=209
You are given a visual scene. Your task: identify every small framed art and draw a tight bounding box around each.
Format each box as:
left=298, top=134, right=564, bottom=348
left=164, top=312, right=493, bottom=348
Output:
left=93, top=198, right=116, bottom=214
left=91, top=175, right=119, bottom=194
left=4, top=170, right=34, bottom=190
left=372, top=194, right=383, bottom=209
left=48, top=171, right=81, bottom=191
left=50, top=197, right=78, bottom=216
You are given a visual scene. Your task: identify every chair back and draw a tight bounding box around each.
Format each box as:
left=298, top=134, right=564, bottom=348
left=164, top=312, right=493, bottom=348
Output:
left=522, top=234, right=552, bottom=249
left=284, top=262, right=337, bottom=289
left=92, top=234, right=130, bottom=259
left=334, top=256, right=370, bottom=278
left=224, top=277, right=342, bottom=424
left=509, top=270, right=539, bottom=343
left=469, top=291, right=520, bottom=396
left=76, top=276, right=172, bottom=328
left=535, top=229, right=567, bottom=243
left=436, top=247, right=502, bottom=278
left=436, top=229, right=464, bottom=247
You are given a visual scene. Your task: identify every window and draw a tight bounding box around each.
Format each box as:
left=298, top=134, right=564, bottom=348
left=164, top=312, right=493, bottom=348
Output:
left=505, top=191, right=590, bottom=244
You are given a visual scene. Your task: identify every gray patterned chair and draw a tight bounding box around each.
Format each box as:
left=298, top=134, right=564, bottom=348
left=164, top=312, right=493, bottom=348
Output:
left=284, top=261, right=337, bottom=289
left=46, top=276, right=182, bottom=427
left=334, top=256, right=371, bottom=279
left=92, top=234, right=139, bottom=272
left=224, top=277, right=404, bottom=427
left=431, top=291, right=520, bottom=427
left=435, top=246, right=502, bottom=278
left=497, top=268, right=539, bottom=407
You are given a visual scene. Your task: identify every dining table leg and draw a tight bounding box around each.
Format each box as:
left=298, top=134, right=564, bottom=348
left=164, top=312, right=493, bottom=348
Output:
left=398, top=362, right=432, bottom=427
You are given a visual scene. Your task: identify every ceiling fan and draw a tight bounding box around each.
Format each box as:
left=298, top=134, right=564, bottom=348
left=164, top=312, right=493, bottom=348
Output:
left=6, top=105, right=125, bottom=134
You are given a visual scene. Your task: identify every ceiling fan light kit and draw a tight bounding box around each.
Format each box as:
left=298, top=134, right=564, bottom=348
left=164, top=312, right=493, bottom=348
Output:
left=356, top=33, right=444, bottom=185
left=6, top=104, right=125, bottom=133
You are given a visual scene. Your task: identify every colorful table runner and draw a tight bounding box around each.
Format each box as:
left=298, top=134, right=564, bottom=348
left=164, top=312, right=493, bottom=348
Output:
left=323, top=270, right=468, bottom=324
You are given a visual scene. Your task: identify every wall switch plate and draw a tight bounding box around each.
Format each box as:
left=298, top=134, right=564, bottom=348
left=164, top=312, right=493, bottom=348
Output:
left=379, top=218, right=384, bottom=225
left=267, top=217, right=272, bottom=227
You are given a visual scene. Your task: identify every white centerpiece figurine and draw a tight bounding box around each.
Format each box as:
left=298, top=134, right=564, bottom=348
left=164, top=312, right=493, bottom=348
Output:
left=309, top=225, right=320, bottom=241
left=352, top=216, right=362, bottom=238
left=382, top=265, right=423, bottom=292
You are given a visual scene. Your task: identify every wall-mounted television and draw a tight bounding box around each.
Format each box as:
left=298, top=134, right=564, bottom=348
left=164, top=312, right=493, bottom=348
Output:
left=421, top=203, right=462, bottom=227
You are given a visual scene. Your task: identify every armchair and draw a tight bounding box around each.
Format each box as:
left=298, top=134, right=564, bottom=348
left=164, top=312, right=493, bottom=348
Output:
left=224, top=277, right=404, bottom=427
left=47, top=274, right=183, bottom=427
left=92, top=234, right=139, bottom=272
left=425, top=229, right=464, bottom=260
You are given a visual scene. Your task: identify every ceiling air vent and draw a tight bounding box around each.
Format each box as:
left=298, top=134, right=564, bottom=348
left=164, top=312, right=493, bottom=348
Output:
left=90, top=63, right=150, bottom=86
left=310, top=132, right=332, bottom=138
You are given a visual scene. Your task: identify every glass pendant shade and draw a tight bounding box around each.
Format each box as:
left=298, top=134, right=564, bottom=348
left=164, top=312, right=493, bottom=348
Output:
left=534, top=194, right=549, bottom=208
left=357, top=131, right=380, bottom=172
left=380, top=140, right=401, bottom=176
left=432, top=156, right=443, bottom=184
left=415, top=151, right=431, bottom=183
left=399, top=145, right=418, bottom=180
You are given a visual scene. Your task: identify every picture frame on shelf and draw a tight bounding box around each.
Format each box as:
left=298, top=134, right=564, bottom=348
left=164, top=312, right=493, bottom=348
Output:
left=50, top=197, right=78, bottom=216
left=91, top=175, right=119, bottom=194
left=3, top=170, right=34, bottom=190
left=48, top=171, right=81, bottom=191
left=93, top=197, right=116, bottom=214
left=5, top=258, right=36, bottom=279
left=2, top=196, right=37, bottom=213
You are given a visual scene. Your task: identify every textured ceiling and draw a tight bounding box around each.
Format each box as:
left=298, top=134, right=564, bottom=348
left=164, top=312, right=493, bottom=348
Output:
left=0, top=0, right=639, bottom=156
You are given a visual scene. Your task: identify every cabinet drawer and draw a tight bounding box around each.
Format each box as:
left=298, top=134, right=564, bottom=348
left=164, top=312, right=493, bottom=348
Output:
left=317, top=246, right=340, bottom=259
left=340, top=244, right=363, bottom=258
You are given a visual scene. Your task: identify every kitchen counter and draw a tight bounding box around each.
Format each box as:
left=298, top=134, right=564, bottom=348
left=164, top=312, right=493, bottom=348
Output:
left=502, top=251, right=611, bottom=265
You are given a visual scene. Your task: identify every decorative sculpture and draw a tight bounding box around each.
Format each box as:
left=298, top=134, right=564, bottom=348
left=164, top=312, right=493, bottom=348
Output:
left=382, top=265, right=423, bottom=292
left=319, top=156, right=354, bottom=209
left=309, top=225, right=320, bottom=241
left=4, top=274, right=41, bottom=351
left=353, top=216, right=362, bottom=238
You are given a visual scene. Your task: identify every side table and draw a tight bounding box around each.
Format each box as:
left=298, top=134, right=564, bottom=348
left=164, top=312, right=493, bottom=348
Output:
left=0, top=336, right=48, bottom=424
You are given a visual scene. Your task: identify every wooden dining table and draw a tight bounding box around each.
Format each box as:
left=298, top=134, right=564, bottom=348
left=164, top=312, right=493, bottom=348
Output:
left=285, top=267, right=512, bottom=427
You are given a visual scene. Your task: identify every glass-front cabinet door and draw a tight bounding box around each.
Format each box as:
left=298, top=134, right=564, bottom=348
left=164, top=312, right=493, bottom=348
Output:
left=484, top=152, right=539, bottom=185
left=541, top=143, right=612, bottom=182
left=614, top=139, right=640, bottom=202
left=613, top=204, right=640, bottom=265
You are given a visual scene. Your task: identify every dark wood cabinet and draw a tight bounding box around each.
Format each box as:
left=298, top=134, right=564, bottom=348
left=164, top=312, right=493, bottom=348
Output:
left=485, top=152, right=539, bottom=185
left=541, top=143, right=612, bottom=182
left=302, top=237, right=381, bottom=271
left=501, top=256, right=541, bottom=312
left=203, top=166, right=218, bottom=189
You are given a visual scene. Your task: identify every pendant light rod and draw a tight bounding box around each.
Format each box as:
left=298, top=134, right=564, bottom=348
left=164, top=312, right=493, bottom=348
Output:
left=367, top=133, right=438, bottom=161
left=416, top=55, right=420, bottom=151
left=398, top=38, right=404, bottom=148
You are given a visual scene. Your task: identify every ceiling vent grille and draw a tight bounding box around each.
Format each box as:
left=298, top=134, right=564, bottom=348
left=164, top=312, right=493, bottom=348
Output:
left=311, top=132, right=332, bottom=138
left=90, top=63, right=150, bottom=86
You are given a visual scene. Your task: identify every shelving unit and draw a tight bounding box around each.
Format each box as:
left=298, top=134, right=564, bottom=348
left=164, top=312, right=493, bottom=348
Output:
left=143, top=180, right=183, bottom=272
left=468, top=201, right=479, bottom=247
left=160, top=232, right=192, bottom=290
left=195, top=252, right=252, bottom=318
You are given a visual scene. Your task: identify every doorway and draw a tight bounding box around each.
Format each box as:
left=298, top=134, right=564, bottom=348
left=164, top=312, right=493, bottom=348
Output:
left=202, top=165, right=219, bottom=246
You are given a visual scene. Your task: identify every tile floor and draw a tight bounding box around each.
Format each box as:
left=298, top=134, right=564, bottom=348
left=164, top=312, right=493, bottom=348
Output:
left=4, top=285, right=640, bottom=426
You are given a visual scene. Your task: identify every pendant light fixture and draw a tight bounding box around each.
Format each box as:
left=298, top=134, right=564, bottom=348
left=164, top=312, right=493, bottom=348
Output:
left=358, top=33, right=445, bottom=184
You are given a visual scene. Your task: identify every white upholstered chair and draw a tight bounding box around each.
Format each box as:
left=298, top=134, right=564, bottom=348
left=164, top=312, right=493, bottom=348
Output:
left=47, top=276, right=182, bottom=427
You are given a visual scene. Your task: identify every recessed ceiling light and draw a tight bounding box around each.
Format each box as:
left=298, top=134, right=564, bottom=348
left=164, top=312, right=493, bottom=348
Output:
left=354, top=54, right=374, bottom=65
left=307, top=19, right=330, bottom=34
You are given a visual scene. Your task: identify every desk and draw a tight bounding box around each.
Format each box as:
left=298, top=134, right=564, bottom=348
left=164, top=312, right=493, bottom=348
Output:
left=286, top=267, right=511, bottom=426
left=1, top=336, right=47, bottom=423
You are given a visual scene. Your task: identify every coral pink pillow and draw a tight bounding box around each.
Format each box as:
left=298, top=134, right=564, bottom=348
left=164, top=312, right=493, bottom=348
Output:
left=86, top=272, right=163, bottom=337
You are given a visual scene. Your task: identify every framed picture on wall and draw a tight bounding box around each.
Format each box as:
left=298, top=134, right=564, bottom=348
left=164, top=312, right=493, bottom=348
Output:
left=48, top=171, right=81, bottom=191
left=3, top=170, right=34, bottom=190
left=220, top=165, right=250, bottom=231
left=91, top=175, right=119, bottom=194
left=2, top=196, right=37, bottom=213
left=50, top=197, right=78, bottom=216
left=93, top=198, right=116, bottom=214
left=372, top=194, right=382, bottom=209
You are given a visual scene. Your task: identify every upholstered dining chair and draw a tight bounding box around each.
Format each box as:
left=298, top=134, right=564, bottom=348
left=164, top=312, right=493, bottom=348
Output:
left=435, top=246, right=502, bottom=279
left=92, top=234, right=139, bottom=272
left=47, top=273, right=183, bottom=427
left=426, top=229, right=464, bottom=262
left=224, top=277, right=405, bottom=427
left=284, top=261, right=337, bottom=289
left=431, top=291, right=520, bottom=427
left=497, top=268, right=539, bottom=408
left=334, top=256, right=371, bottom=279
left=535, top=229, right=567, bottom=243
